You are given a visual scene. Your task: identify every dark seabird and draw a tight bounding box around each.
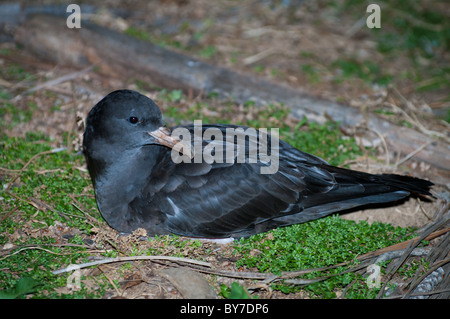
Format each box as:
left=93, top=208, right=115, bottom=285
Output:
left=82, top=90, right=433, bottom=239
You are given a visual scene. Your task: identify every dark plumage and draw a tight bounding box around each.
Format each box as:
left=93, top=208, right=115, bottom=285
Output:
left=83, top=90, right=433, bottom=238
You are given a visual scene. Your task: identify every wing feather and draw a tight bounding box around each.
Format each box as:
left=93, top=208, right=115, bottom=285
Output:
left=135, top=125, right=337, bottom=237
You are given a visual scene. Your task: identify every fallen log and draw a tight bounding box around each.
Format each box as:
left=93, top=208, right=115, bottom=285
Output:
left=13, top=14, right=450, bottom=172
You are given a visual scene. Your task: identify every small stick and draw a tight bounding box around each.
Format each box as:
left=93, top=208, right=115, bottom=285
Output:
left=394, top=140, right=432, bottom=168
left=52, top=255, right=211, bottom=275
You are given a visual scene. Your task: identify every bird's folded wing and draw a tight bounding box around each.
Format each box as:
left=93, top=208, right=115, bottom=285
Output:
left=139, top=125, right=336, bottom=237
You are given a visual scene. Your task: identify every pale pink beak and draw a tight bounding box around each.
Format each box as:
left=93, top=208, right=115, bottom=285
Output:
left=148, top=126, right=194, bottom=159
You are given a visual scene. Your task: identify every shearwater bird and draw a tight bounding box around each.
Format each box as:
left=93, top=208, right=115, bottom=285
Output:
left=83, top=90, right=433, bottom=239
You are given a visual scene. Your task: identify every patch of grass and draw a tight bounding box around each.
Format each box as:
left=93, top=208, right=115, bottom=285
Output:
left=0, top=100, right=36, bottom=129
left=282, top=117, right=362, bottom=167
left=337, top=0, right=449, bottom=94
left=331, top=59, right=393, bottom=86
left=301, top=64, right=321, bottom=84
left=339, top=0, right=449, bottom=57
left=158, top=89, right=184, bottom=103
left=396, top=258, right=430, bottom=282
left=0, top=234, right=101, bottom=298
left=0, top=133, right=107, bottom=298
left=197, top=45, right=217, bottom=59
left=0, top=277, right=41, bottom=299
left=252, top=65, right=265, bottom=73
left=219, top=282, right=253, bottom=299
left=1, top=64, right=34, bottom=83
left=0, top=135, right=98, bottom=229
left=234, top=215, right=417, bottom=298
left=124, top=26, right=151, bottom=42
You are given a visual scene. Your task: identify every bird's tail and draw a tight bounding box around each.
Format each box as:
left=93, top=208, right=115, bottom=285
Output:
left=364, top=172, right=434, bottom=196
left=328, top=165, right=433, bottom=196
left=270, top=166, right=433, bottom=228
left=304, top=165, right=433, bottom=207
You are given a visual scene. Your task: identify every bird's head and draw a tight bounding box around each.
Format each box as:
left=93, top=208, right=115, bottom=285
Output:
left=82, top=90, right=191, bottom=181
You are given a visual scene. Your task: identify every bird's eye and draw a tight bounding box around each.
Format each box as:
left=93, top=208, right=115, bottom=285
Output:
left=128, top=116, right=139, bottom=124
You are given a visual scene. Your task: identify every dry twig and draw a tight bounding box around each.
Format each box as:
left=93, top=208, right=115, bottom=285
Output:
left=52, top=255, right=212, bottom=275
